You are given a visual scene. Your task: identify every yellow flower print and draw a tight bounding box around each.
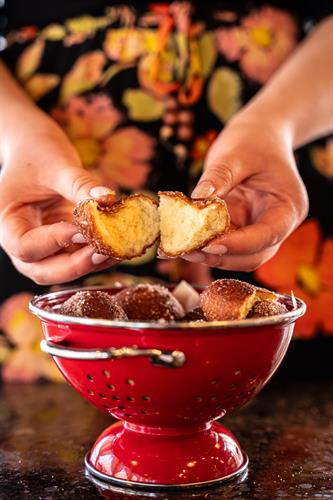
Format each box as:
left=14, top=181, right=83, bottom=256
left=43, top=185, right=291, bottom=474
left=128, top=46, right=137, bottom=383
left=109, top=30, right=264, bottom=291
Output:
left=16, top=38, right=45, bottom=81
left=123, top=89, right=165, bottom=121
left=60, top=51, right=106, bottom=104
left=42, top=24, right=66, bottom=41
left=65, top=15, right=109, bottom=36
left=24, top=74, right=60, bottom=101
left=104, top=28, right=146, bottom=63
left=207, top=67, right=242, bottom=123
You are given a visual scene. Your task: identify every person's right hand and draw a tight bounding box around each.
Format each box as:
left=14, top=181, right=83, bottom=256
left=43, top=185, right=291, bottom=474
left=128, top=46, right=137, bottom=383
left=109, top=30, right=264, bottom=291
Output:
left=0, top=108, right=117, bottom=285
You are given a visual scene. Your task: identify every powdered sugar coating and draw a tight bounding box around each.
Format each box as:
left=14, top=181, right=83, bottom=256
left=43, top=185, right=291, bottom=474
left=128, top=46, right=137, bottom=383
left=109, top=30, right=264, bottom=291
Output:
left=116, top=284, right=184, bottom=321
left=58, top=291, right=128, bottom=320
left=200, top=279, right=257, bottom=321
left=248, top=300, right=288, bottom=318
left=182, top=307, right=206, bottom=322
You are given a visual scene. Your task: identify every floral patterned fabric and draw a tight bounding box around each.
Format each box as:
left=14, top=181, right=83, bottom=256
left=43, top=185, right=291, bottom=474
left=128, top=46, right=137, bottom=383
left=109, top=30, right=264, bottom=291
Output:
left=0, top=2, right=333, bottom=381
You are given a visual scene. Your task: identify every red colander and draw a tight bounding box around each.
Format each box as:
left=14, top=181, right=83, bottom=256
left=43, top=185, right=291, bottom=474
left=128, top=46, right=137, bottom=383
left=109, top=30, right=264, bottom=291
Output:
left=30, top=286, right=305, bottom=491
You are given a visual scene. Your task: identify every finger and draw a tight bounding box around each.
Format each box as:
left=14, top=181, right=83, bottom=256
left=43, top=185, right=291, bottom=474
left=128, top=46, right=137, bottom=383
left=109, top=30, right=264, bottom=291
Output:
left=183, top=245, right=279, bottom=272
left=191, top=152, right=250, bottom=199
left=0, top=206, right=81, bottom=262
left=11, top=246, right=119, bottom=285
left=46, top=164, right=116, bottom=204
left=157, top=249, right=177, bottom=260
left=204, top=204, right=296, bottom=256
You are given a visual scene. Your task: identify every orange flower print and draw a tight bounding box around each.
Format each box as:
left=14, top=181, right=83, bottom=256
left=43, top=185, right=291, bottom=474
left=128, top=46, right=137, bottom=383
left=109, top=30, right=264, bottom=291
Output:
left=52, top=94, right=155, bottom=191
left=189, top=130, right=218, bottom=178
left=137, top=3, right=207, bottom=104
left=256, top=220, right=333, bottom=339
left=215, top=6, right=297, bottom=84
left=190, top=130, right=218, bottom=161
left=310, top=139, right=333, bottom=179
left=0, top=294, right=62, bottom=382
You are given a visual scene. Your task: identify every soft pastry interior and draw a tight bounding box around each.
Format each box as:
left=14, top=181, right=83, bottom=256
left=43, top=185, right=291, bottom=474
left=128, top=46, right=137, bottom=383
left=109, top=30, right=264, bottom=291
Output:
left=158, top=191, right=230, bottom=257
left=74, top=194, right=159, bottom=260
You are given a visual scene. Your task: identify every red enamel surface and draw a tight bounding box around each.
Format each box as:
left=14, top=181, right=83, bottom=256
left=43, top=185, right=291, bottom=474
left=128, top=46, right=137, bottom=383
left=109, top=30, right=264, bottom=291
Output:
left=33, top=287, right=301, bottom=486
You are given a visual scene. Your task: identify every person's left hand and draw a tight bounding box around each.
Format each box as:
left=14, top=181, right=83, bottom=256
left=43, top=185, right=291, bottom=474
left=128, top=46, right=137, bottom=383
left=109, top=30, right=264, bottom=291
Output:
left=183, top=113, right=309, bottom=271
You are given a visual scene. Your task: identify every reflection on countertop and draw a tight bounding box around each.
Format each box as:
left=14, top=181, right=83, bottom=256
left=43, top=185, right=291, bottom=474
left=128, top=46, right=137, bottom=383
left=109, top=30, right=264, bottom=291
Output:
left=0, top=379, right=332, bottom=499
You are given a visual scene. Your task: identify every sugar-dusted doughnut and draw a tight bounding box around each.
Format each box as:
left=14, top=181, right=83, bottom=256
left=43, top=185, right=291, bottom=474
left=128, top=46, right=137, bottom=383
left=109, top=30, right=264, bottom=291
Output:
left=58, top=290, right=127, bottom=320
left=200, top=279, right=257, bottom=321
left=116, top=284, right=184, bottom=321
left=182, top=307, right=206, bottom=322
left=248, top=300, right=288, bottom=318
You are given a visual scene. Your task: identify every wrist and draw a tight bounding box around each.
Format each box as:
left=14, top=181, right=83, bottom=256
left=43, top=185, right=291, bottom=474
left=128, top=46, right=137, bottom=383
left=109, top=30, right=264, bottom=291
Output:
left=0, top=103, right=56, bottom=157
left=227, top=101, right=295, bottom=150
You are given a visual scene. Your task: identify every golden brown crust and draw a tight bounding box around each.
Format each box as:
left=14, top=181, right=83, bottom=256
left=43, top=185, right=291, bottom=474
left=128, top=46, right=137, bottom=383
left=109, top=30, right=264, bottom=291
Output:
left=73, top=194, right=159, bottom=260
left=158, top=191, right=230, bottom=257
left=248, top=300, right=288, bottom=318
left=200, top=279, right=257, bottom=321
left=116, top=284, right=184, bottom=321
left=58, top=291, right=128, bottom=320
left=255, top=286, right=278, bottom=302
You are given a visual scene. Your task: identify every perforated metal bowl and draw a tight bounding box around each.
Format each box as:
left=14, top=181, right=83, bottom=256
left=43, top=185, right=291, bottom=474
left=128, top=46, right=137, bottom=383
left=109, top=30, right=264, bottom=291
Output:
left=30, top=286, right=305, bottom=490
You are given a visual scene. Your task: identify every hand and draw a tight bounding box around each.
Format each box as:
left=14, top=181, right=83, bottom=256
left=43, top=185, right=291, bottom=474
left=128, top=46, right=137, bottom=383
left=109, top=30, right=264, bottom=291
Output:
left=0, top=108, right=117, bottom=284
left=186, top=113, right=309, bottom=271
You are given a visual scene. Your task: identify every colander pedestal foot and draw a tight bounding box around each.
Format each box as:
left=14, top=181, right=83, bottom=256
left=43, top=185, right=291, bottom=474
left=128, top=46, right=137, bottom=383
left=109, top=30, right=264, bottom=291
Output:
left=85, top=420, right=248, bottom=490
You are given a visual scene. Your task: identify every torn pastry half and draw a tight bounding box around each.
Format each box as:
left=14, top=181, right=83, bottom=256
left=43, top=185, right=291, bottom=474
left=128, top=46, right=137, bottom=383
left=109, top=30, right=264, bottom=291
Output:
left=158, top=191, right=230, bottom=257
left=74, top=191, right=230, bottom=261
left=74, top=194, right=159, bottom=260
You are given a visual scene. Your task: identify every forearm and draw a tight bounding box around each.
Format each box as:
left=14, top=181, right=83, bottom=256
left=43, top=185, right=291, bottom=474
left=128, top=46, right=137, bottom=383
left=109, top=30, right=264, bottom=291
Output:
left=241, top=16, right=333, bottom=149
left=0, top=60, right=49, bottom=160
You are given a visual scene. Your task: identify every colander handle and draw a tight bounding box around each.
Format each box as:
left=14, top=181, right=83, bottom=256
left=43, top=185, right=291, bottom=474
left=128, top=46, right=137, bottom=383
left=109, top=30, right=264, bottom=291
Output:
left=40, top=340, right=186, bottom=368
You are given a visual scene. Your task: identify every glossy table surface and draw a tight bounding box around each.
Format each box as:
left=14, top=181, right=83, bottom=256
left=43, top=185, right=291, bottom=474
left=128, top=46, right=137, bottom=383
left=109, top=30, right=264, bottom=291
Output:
left=0, top=378, right=332, bottom=500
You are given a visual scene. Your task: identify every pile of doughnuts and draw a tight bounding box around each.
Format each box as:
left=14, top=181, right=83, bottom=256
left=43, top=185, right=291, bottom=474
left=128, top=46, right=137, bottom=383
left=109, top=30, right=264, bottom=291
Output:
left=56, top=279, right=288, bottom=322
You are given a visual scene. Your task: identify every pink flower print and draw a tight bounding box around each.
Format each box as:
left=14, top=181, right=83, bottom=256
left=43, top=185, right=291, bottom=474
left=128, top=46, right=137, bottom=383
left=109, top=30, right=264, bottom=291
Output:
left=215, top=6, right=298, bottom=84
left=52, top=94, right=155, bottom=191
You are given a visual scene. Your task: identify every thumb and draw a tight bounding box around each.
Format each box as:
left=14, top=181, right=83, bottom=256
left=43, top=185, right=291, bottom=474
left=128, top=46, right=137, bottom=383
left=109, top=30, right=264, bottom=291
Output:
left=51, top=165, right=115, bottom=204
left=191, top=154, right=248, bottom=200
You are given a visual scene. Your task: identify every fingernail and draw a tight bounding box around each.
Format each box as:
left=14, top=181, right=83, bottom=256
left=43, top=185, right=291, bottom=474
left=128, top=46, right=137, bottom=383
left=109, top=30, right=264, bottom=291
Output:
left=71, top=233, right=86, bottom=244
left=92, top=253, right=109, bottom=265
left=191, top=180, right=216, bottom=199
left=89, top=186, right=115, bottom=199
left=185, top=252, right=206, bottom=263
left=203, top=245, right=228, bottom=255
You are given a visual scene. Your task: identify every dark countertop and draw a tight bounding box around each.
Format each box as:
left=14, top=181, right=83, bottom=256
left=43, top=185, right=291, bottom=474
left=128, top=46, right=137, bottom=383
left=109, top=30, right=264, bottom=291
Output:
left=0, top=378, right=332, bottom=500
